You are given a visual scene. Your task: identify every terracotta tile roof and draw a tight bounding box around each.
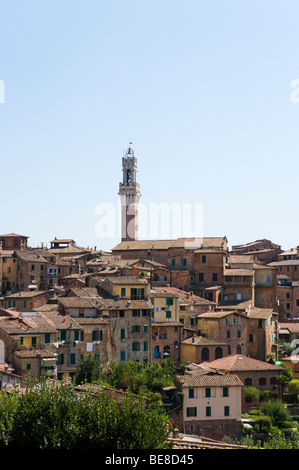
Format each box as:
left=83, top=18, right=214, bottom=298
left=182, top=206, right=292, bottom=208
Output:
left=176, top=373, right=243, bottom=387
left=269, top=259, right=299, bottom=266
left=197, top=310, right=245, bottom=319
left=58, top=296, right=153, bottom=310
left=14, top=349, right=57, bottom=358
left=103, top=276, right=149, bottom=285
left=17, top=250, right=48, bottom=263
left=181, top=336, right=228, bottom=346
left=168, top=435, right=246, bottom=449
left=76, top=317, right=108, bottom=325
left=112, top=237, right=227, bottom=251
left=202, top=354, right=284, bottom=371
left=67, top=287, right=99, bottom=298
left=224, top=268, right=254, bottom=276
left=0, top=233, right=28, bottom=238
left=152, top=287, right=215, bottom=305
left=0, top=310, right=81, bottom=334
left=246, top=307, right=277, bottom=318
left=6, top=291, right=50, bottom=298
left=151, top=321, right=183, bottom=327
left=279, top=322, right=299, bottom=334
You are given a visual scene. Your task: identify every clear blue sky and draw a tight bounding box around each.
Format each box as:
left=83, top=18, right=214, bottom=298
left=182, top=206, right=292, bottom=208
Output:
left=1, top=0, right=299, bottom=252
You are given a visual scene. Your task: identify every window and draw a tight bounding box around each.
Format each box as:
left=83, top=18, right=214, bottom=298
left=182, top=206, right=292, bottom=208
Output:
left=132, top=342, right=140, bottom=351
left=249, top=334, right=253, bottom=343
left=237, top=330, right=241, bottom=338
left=257, top=293, right=262, bottom=301
left=144, top=325, right=148, bottom=333
left=31, top=264, right=35, bottom=271
left=79, top=308, right=84, bottom=316
left=198, top=273, right=204, bottom=282
left=121, top=287, right=126, bottom=297
left=26, top=363, right=31, bottom=370
left=121, top=328, right=126, bottom=339
left=224, top=406, right=230, bottom=416
left=166, top=311, right=172, bottom=319
left=70, top=353, right=76, bottom=365
left=171, top=259, right=175, bottom=267
left=121, top=351, right=126, bottom=361
left=202, top=255, right=206, bottom=263
left=24, top=301, right=27, bottom=308
left=132, top=325, right=140, bottom=333
left=205, top=387, right=211, bottom=398
left=267, top=275, right=272, bottom=283
left=45, top=333, right=50, bottom=344
left=186, top=407, right=197, bottom=417
left=235, top=294, right=242, bottom=301
left=144, top=341, right=148, bottom=351
left=212, top=272, right=218, bottom=282
left=223, top=387, right=229, bottom=397
left=227, top=330, right=231, bottom=339
left=183, top=258, right=187, bottom=266
left=258, top=319, right=263, bottom=328
left=189, top=388, right=194, bottom=399
left=259, top=377, right=266, bottom=386
left=297, top=299, right=299, bottom=307
left=80, top=330, right=84, bottom=341
left=166, top=297, right=173, bottom=306
left=94, top=353, right=100, bottom=362
left=61, top=330, right=67, bottom=342
left=206, top=406, right=211, bottom=417
left=132, top=309, right=140, bottom=317
left=286, top=303, right=290, bottom=310
left=92, top=330, right=97, bottom=341
left=244, top=378, right=252, bottom=386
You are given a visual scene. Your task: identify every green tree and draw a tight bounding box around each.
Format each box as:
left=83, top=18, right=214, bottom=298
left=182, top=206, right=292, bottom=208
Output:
left=287, top=379, right=299, bottom=403
left=0, top=379, right=172, bottom=449
left=244, top=386, right=260, bottom=403
left=75, top=355, right=108, bottom=386
left=277, top=364, right=293, bottom=396
left=259, top=400, right=291, bottom=428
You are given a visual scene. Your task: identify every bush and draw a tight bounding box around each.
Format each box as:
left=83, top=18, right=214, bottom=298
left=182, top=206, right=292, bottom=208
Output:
left=0, top=379, right=172, bottom=449
left=251, top=415, right=272, bottom=434
left=260, top=400, right=291, bottom=427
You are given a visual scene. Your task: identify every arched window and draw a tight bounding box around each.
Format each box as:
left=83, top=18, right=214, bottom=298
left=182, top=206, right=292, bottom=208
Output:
left=215, top=347, right=223, bottom=360
left=270, top=377, right=277, bottom=385
left=244, top=378, right=252, bottom=386
left=201, top=347, right=209, bottom=362
left=236, top=344, right=242, bottom=354
left=163, top=345, right=170, bottom=358
left=259, top=377, right=266, bottom=386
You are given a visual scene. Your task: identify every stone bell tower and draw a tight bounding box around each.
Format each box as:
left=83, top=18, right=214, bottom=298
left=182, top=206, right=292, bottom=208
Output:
left=118, top=145, right=141, bottom=242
